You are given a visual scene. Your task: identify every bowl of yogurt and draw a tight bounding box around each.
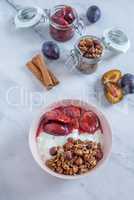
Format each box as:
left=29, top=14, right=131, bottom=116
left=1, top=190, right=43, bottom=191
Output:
left=29, top=99, right=112, bottom=179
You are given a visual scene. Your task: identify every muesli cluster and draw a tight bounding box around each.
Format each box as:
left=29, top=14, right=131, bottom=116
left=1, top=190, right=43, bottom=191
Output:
left=46, top=138, right=103, bottom=175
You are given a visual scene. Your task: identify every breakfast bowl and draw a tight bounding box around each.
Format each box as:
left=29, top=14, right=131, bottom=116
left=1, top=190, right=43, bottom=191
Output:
left=29, top=99, right=112, bottom=179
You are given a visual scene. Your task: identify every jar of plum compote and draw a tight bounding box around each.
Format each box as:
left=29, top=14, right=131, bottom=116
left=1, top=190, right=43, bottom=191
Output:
left=49, top=5, right=84, bottom=42
left=14, top=5, right=84, bottom=42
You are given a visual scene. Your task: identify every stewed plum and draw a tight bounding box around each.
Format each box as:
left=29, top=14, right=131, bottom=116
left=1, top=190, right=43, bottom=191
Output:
left=63, top=6, right=75, bottom=24
left=43, top=123, right=69, bottom=136
left=51, top=15, right=68, bottom=26
left=51, top=6, right=75, bottom=25
left=36, top=105, right=102, bottom=137
left=79, top=111, right=100, bottom=133
left=43, top=109, right=71, bottom=124
left=63, top=106, right=81, bottom=118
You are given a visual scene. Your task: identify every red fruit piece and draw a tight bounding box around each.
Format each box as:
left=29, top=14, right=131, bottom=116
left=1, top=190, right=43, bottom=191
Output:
left=36, top=118, right=46, bottom=137
left=55, top=9, right=65, bottom=17
left=79, top=111, right=100, bottom=133
left=51, top=15, right=69, bottom=26
left=63, top=106, right=81, bottom=118
left=67, top=118, right=79, bottom=133
left=64, top=6, right=75, bottom=24
left=43, top=123, right=69, bottom=136
left=44, top=109, right=71, bottom=124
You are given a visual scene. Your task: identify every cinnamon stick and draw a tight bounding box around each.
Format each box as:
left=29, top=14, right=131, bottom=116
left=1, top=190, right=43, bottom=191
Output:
left=26, top=54, right=59, bottom=90
left=32, top=54, right=59, bottom=86
left=32, top=54, right=53, bottom=87
left=26, top=61, right=43, bottom=81
left=26, top=61, right=53, bottom=89
left=48, top=69, right=59, bottom=85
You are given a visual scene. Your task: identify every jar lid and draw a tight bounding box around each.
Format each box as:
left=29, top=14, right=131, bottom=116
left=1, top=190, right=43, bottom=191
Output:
left=14, top=7, right=44, bottom=28
left=102, top=27, right=130, bottom=53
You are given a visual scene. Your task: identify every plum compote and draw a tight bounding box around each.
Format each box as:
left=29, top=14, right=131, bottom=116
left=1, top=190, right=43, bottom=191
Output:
left=49, top=5, right=76, bottom=42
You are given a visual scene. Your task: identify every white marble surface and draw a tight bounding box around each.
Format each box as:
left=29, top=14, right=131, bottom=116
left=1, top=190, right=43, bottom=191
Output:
left=0, top=0, right=134, bottom=199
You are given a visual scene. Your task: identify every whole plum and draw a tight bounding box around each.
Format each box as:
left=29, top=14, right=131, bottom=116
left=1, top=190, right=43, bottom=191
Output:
left=120, top=73, right=134, bottom=94
left=87, top=5, right=101, bottom=23
left=42, top=41, right=60, bottom=60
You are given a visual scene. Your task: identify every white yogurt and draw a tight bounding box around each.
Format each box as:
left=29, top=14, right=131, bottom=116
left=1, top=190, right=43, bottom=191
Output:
left=37, top=129, right=103, bottom=160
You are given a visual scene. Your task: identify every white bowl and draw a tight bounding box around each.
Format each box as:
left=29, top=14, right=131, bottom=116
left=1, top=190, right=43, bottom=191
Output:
left=29, top=99, right=112, bottom=179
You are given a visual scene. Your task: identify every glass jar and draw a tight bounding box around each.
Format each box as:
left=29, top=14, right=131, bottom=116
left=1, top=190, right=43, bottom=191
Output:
left=67, top=28, right=130, bottom=74
left=67, top=35, right=105, bottom=74
left=14, top=5, right=85, bottom=42
left=49, top=5, right=83, bottom=42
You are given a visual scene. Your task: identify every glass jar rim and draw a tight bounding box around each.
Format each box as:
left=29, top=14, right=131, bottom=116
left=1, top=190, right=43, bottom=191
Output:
left=49, top=4, right=78, bottom=30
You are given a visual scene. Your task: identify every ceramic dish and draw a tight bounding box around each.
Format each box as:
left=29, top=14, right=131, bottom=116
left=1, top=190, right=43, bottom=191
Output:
left=29, top=99, right=112, bottom=179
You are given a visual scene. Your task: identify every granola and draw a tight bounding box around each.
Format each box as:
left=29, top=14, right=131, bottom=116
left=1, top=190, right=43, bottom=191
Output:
left=46, top=138, right=103, bottom=175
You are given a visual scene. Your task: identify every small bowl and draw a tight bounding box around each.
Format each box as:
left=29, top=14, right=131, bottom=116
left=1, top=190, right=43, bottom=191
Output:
left=29, top=99, right=112, bottom=179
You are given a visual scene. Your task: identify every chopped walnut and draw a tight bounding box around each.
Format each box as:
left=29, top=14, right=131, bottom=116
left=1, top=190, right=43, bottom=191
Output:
left=74, top=157, right=83, bottom=166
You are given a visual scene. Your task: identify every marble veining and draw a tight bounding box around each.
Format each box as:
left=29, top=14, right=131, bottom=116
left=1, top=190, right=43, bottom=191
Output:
left=0, top=0, right=134, bottom=200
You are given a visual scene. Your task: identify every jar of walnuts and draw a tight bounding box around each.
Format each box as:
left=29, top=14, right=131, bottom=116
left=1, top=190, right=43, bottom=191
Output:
left=67, top=35, right=105, bottom=74
left=67, top=28, right=130, bottom=74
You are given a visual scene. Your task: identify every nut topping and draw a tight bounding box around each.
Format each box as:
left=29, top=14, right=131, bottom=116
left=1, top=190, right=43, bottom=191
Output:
left=46, top=139, right=103, bottom=176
